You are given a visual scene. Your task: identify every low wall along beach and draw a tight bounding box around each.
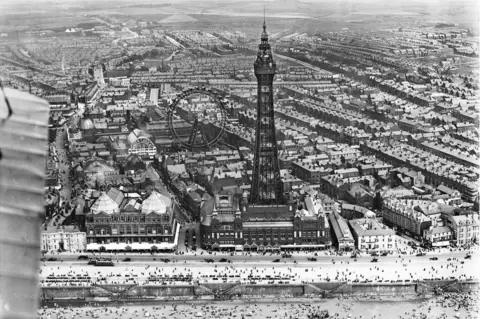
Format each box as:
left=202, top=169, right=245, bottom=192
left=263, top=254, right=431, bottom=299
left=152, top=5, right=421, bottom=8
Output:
left=41, top=280, right=479, bottom=303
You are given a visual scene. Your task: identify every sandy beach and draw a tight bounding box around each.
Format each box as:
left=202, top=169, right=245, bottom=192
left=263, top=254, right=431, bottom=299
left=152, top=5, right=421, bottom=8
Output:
left=38, top=292, right=479, bottom=319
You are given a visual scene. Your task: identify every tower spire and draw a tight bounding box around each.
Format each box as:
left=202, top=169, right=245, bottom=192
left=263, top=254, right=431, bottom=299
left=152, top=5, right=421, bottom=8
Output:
left=251, top=4, right=282, bottom=205
left=263, top=5, right=266, bottom=30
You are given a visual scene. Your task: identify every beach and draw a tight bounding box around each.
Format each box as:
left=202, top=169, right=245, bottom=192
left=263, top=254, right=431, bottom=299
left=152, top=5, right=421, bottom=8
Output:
left=38, top=292, right=479, bottom=319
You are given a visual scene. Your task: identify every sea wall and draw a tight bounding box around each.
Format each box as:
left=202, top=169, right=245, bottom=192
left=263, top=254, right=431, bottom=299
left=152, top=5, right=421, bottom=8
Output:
left=41, top=280, right=479, bottom=302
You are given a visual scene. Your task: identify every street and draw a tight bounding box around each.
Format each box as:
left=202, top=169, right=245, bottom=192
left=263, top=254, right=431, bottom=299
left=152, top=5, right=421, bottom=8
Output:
left=48, top=125, right=73, bottom=227
left=40, top=249, right=478, bottom=285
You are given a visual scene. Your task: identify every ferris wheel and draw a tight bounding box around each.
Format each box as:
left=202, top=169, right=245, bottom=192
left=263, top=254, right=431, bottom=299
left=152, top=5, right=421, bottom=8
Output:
left=167, top=87, right=228, bottom=150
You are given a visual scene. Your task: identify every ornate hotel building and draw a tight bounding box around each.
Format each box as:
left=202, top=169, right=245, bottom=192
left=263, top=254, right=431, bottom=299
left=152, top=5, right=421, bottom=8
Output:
left=85, top=188, right=179, bottom=251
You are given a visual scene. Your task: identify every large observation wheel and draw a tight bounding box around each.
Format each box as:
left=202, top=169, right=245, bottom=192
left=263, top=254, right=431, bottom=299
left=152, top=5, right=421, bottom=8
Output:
left=167, top=87, right=227, bottom=150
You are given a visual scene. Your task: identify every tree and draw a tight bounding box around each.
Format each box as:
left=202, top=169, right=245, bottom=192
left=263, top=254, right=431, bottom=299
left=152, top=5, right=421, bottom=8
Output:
left=125, top=245, right=132, bottom=252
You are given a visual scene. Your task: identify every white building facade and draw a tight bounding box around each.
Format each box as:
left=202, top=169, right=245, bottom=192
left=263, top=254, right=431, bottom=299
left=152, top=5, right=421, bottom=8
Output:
left=41, top=226, right=87, bottom=252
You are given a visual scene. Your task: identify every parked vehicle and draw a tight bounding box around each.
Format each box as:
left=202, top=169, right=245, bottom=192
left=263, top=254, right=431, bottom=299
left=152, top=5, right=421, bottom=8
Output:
left=429, top=257, right=438, bottom=261
left=95, top=259, right=114, bottom=267
left=123, top=258, right=132, bottom=262
left=273, top=259, right=280, bottom=263
left=78, top=255, right=89, bottom=260
left=371, top=258, right=378, bottom=263
left=307, top=257, right=317, bottom=262
left=47, top=257, right=57, bottom=262
left=204, top=258, right=214, bottom=263
left=381, top=252, right=389, bottom=256
left=416, top=252, right=426, bottom=257
left=219, top=258, right=229, bottom=263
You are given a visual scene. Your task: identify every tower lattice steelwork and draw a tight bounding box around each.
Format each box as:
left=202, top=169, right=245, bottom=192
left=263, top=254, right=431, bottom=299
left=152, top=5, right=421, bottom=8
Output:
left=250, top=20, right=284, bottom=205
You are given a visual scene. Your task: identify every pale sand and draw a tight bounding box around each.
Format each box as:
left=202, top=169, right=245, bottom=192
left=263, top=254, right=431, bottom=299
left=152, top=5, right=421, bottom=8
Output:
left=38, top=293, right=479, bottom=319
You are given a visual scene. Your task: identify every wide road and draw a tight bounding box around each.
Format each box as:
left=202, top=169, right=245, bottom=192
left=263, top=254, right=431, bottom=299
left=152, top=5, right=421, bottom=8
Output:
left=40, top=250, right=478, bottom=284
left=43, top=249, right=475, bottom=265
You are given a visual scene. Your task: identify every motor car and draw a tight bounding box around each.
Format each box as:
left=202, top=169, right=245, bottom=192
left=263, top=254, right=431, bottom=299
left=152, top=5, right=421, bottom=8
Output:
left=416, top=252, right=426, bottom=257
left=47, top=257, right=57, bottom=262
left=272, top=259, right=280, bottom=263
left=123, top=258, right=132, bottom=262
left=204, top=258, right=214, bottom=263
left=219, top=258, right=229, bottom=262
left=88, top=260, right=97, bottom=265
left=281, top=254, right=292, bottom=258
left=465, top=254, right=472, bottom=259
left=429, top=257, right=438, bottom=261
left=192, top=245, right=197, bottom=251
left=381, top=252, right=388, bottom=256
left=78, top=255, right=89, bottom=260
left=162, top=258, right=170, bottom=263
left=370, top=252, right=378, bottom=257
left=307, top=257, right=317, bottom=261
left=371, top=258, right=378, bottom=263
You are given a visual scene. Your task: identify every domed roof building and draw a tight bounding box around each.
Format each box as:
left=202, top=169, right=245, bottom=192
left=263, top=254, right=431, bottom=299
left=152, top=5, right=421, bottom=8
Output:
left=90, top=192, right=119, bottom=215
left=80, top=118, right=94, bottom=130
left=141, top=191, right=172, bottom=215
left=127, top=129, right=156, bottom=159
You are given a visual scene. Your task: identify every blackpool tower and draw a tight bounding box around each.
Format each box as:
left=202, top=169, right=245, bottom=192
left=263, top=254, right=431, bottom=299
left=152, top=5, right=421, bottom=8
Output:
left=250, top=19, right=284, bottom=205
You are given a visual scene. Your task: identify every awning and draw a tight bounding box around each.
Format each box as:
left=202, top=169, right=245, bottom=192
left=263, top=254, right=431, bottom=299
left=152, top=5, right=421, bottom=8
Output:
left=432, top=241, right=450, bottom=247
left=235, top=245, right=244, bottom=251
left=281, top=244, right=326, bottom=248
left=87, top=242, right=176, bottom=251
left=219, top=244, right=235, bottom=248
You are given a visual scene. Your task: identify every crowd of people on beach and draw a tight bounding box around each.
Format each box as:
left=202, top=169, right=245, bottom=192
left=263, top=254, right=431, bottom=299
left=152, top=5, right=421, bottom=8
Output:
left=37, top=290, right=479, bottom=319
